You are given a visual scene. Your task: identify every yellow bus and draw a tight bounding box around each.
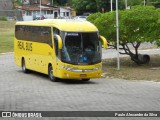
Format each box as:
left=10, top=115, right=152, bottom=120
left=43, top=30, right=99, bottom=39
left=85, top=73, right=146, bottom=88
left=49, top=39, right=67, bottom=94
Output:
left=14, top=19, right=107, bottom=82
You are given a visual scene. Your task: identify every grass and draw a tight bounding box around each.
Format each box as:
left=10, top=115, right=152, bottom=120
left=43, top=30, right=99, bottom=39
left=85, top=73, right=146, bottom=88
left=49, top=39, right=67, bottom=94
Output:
left=102, top=55, right=160, bottom=81
left=0, top=21, right=15, bottom=53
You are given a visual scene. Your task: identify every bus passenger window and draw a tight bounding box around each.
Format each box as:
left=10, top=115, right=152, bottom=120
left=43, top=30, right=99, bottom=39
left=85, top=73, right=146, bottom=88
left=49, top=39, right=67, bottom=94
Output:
left=53, top=28, right=60, bottom=35
left=54, top=35, right=58, bottom=56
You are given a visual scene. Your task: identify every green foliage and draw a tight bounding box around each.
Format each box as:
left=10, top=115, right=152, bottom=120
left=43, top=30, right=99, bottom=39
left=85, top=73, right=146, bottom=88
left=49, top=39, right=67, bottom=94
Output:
left=155, top=8, right=160, bottom=46
left=88, top=6, right=159, bottom=45
left=87, top=6, right=160, bottom=64
left=71, top=0, right=160, bottom=15
left=0, top=31, right=14, bottom=53
left=71, top=0, right=110, bottom=14
left=125, top=0, right=143, bottom=6
left=0, top=21, right=15, bottom=53
left=146, top=0, right=160, bottom=6
left=71, top=0, right=97, bottom=14
left=14, top=0, right=23, bottom=6
left=86, top=12, right=102, bottom=23
left=51, top=0, right=68, bottom=6
left=124, top=6, right=159, bottom=43
left=0, top=16, right=7, bottom=21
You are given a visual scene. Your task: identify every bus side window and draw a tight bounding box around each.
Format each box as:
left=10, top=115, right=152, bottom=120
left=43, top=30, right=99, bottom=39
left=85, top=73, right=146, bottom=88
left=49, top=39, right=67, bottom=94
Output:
left=44, top=27, right=52, bottom=47
left=15, top=25, right=25, bottom=40
left=54, top=35, right=58, bottom=56
left=53, top=27, right=60, bottom=35
left=38, top=27, right=52, bottom=47
left=53, top=27, right=60, bottom=56
left=15, top=25, right=20, bottom=39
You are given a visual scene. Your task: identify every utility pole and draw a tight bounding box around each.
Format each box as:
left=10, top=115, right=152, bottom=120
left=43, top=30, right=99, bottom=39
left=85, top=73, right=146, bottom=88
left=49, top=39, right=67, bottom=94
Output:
left=52, top=0, right=54, bottom=6
left=144, top=0, right=146, bottom=6
left=116, top=0, right=120, bottom=70
left=125, top=0, right=128, bottom=9
left=40, top=0, right=41, bottom=17
left=110, top=0, right=113, bottom=12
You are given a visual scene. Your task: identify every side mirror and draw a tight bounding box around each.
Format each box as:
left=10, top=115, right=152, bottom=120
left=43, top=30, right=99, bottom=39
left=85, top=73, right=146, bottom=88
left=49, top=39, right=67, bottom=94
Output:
left=100, top=35, right=108, bottom=49
left=55, top=34, right=62, bottom=49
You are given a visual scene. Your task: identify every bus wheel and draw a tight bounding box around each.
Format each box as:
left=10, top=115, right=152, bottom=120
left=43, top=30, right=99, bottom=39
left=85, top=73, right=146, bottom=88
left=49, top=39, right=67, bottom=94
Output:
left=82, top=79, right=90, bottom=81
left=48, top=65, right=58, bottom=82
left=22, top=59, right=28, bottom=73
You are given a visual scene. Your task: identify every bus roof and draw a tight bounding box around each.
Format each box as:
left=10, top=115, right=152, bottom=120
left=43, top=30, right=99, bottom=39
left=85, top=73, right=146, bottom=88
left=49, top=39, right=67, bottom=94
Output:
left=16, top=19, right=98, bottom=32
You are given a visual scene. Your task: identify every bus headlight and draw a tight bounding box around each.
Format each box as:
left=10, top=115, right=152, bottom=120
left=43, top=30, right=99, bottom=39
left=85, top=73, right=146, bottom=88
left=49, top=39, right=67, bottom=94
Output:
left=61, top=65, right=101, bottom=72
left=61, top=66, right=73, bottom=71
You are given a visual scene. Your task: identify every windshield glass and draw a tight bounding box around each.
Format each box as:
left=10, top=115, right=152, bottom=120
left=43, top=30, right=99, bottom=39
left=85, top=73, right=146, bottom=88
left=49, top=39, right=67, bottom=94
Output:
left=61, top=32, right=101, bottom=65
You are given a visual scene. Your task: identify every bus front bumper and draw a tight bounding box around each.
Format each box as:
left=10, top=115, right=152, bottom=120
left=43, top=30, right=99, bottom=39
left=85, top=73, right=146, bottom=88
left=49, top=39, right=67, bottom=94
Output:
left=59, top=69, right=102, bottom=79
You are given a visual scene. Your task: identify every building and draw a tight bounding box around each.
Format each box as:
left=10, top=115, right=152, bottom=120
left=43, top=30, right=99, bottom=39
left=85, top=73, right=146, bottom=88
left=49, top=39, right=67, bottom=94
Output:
left=0, top=0, right=74, bottom=21
left=15, top=0, right=73, bottom=21
left=20, top=5, right=72, bottom=21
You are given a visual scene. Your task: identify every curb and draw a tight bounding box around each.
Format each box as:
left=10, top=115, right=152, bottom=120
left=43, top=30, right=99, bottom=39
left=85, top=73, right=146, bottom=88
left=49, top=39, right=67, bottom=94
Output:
left=0, top=52, right=14, bottom=55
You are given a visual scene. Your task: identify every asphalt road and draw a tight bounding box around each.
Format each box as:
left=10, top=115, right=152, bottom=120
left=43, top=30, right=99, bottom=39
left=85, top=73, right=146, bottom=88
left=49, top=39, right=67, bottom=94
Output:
left=102, top=48, right=160, bottom=59
left=0, top=52, right=160, bottom=120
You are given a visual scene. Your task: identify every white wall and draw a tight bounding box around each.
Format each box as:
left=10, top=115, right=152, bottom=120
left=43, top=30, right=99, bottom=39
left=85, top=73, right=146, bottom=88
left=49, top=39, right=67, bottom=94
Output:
left=22, top=7, right=72, bottom=21
left=59, top=7, right=70, bottom=17
left=23, top=16, right=33, bottom=21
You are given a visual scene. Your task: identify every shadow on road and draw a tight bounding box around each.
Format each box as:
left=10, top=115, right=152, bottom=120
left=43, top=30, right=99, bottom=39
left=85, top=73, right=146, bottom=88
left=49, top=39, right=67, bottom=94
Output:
left=17, top=70, right=98, bottom=85
left=57, top=79, right=98, bottom=85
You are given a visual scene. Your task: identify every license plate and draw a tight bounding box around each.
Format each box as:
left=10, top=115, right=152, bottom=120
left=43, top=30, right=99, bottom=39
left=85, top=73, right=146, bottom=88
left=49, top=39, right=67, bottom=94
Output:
left=80, top=74, right=87, bottom=78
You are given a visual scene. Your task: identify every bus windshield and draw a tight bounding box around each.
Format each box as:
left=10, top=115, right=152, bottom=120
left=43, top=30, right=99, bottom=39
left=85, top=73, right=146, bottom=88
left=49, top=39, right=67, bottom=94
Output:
left=61, top=32, right=102, bottom=65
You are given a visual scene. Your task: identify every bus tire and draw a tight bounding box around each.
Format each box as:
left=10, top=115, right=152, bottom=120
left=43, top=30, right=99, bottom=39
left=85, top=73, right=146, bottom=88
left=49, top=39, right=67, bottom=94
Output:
left=22, top=58, right=29, bottom=73
left=48, top=65, right=58, bottom=82
left=82, top=79, right=90, bottom=81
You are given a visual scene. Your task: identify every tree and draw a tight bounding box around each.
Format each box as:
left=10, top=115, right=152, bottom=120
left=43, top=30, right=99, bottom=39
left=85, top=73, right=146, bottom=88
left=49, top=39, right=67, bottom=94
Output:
left=71, top=0, right=160, bottom=15
left=87, top=6, right=159, bottom=64
left=145, top=0, right=160, bottom=6
left=71, top=0, right=97, bottom=14
left=71, top=0, right=112, bottom=14
left=155, top=8, right=160, bottom=46
left=50, top=0, right=68, bottom=6
left=71, top=0, right=143, bottom=14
